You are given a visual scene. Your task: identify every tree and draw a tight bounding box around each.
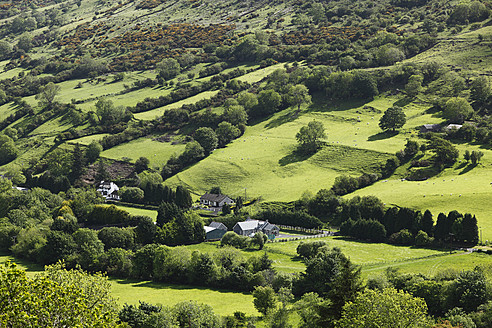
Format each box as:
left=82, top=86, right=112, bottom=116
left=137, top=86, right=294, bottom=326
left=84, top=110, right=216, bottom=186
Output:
left=215, top=121, right=241, bottom=147
left=156, top=58, right=181, bottom=81
left=336, top=288, right=430, bottom=328
left=443, top=97, right=474, bottom=123
left=429, top=137, right=459, bottom=167
left=421, top=210, right=434, bottom=236
left=0, top=41, right=12, bottom=60
left=470, top=150, right=484, bottom=165
left=379, top=106, right=406, bottom=132
left=194, top=127, right=218, bottom=154
left=461, top=214, right=479, bottom=244
left=35, top=82, right=60, bottom=108
left=447, top=269, right=489, bottom=312
left=173, top=301, right=221, bottom=328
left=86, top=141, right=103, bottom=163
left=0, top=135, right=18, bottom=165
left=237, top=91, right=258, bottom=111
left=287, top=84, right=311, bottom=115
left=294, top=247, right=363, bottom=319
left=0, top=261, right=119, bottom=327
left=157, top=202, right=183, bottom=227
left=470, top=76, right=491, bottom=104
left=175, top=186, right=192, bottom=208
left=296, top=120, right=326, bottom=153
left=17, top=33, right=33, bottom=52
left=251, top=232, right=267, bottom=250
left=95, top=98, right=127, bottom=126
left=253, top=286, right=277, bottom=316
left=70, top=143, right=85, bottom=182
left=134, top=157, right=150, bottom=173
left=253, top=89, right=282, bottom=118
left=406, top=74, right=424, bottom=98
left=223, top=105, right=248, bottom=125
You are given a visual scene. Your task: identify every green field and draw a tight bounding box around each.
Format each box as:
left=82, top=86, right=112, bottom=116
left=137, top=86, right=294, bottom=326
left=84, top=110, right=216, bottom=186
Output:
left=110, top=279, right=257, bottom=315
left=101, top=137, right=186, bottom=168
left=116, top=205, right=158, bottom=220
left=165, top=95, right=436, bottom=201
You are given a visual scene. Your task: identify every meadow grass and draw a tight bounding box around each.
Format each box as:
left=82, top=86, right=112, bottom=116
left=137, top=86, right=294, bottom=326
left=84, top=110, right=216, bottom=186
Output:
left=67, top=133, right=110, bottom=145
left=165, top=94, right=432, bottom=201
left=116, top=205, right=158, bottom=221
left=110, top=279, right=257, bottom=315
left=406, top=25, right=492, bottom=75
left=0, top=102, right=17, bottom=121
left=134, top=90, right=220, bottom=120
left=100, top=136, right=186, bottom=168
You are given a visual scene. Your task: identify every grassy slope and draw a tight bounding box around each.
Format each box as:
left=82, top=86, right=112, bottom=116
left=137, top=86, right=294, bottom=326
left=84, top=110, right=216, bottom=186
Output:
left=100, top=137, right=186, bottom=167
left=165, top=95, right=435, bottom=200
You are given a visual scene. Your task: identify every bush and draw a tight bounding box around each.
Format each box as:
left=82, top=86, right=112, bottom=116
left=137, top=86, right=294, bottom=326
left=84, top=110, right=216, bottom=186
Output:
left=220, top=231, right=249, bottom=249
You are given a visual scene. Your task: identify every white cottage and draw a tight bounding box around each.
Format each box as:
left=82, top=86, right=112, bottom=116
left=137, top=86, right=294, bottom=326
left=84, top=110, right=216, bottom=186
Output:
left=96, top=181, right=120, bottom=200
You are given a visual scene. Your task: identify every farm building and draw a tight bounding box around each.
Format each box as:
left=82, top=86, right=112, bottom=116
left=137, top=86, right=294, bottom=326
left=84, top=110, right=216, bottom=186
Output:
left=233, top=218, right=279, bottom=239
left=420, top=124, right=441, bottom=133
left=204, top=222, right=228, bottom=240
left=209, top=221, right=228, bottom=231
left=97, top=181, right=120, bottom=200
left=199, top=193, right=234, bottom=208
left=444, top=124, right=463, bottom=131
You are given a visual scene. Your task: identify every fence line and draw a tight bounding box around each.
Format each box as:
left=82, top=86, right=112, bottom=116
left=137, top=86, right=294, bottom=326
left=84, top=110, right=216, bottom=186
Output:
left=276, top=224, right=325, bottom=235
left=268, top=233, right=331, bottom=243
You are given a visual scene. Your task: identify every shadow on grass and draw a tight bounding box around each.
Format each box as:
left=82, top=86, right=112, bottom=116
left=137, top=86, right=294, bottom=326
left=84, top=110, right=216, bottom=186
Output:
left=0, top=251, right=44, bottom=272
left=307, top=94, right=372, bottom=113
left=393, top=97, right=413, bottom=107
left=117, top=279, right=252, bottom=295
left=459, top=163, right=477, bottom=175
left=330, top=236, right=452, bottom=252
left=278, top=148, right=315, bottom=166
left=264, top=110, right=297, bottom=129
left=367, top=130, right=398, bottom=141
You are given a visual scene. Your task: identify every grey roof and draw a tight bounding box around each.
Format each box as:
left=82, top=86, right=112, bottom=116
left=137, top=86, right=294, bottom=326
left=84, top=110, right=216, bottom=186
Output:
left=445, top=124, right=462, bottom=130
left=235, top=220, right=260, bottom=231
left=200, top=193, right=231, bottom=203
left=209, top=222, right=227, bottom=230
left=261, top=222, right=279, bottom=231
left=204, top=226, right=217, bottom=233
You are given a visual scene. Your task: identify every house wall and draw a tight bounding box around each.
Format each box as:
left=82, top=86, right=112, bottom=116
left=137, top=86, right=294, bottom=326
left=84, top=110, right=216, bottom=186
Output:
left=206, top=229, right=226, bottom=240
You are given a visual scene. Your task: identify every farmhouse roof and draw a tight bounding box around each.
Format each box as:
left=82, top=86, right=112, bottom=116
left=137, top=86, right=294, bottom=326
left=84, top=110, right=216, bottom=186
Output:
left=236, top=220, right=261, bottom=231
left=421, top=124, right=441, bottom=132
left=445, top=124, right=463, bottom=130
left=260, top=222, right=279, bottom=231
left=204, top=226, right=217, bottom=233
left=209, top=221, right=227, bottom=230
left=200, top=193, right=231, bottom=203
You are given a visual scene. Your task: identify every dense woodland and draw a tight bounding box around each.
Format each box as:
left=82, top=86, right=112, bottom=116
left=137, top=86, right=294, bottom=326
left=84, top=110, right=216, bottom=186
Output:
left=0, top=0, right=492, bottom=327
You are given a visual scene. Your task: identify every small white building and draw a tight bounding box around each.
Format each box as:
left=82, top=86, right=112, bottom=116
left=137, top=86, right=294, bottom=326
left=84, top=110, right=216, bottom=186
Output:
left=233, top=218, right=279, bottom=239
left=199, top=193, right=234, bottom=208
left=96, top=181, right=120, bottom=200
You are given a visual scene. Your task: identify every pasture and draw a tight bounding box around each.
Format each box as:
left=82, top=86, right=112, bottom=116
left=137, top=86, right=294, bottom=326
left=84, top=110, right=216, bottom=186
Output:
left=116, top=205, right=158, bottom=220
left=164, top=94, right=435, bottom=201
left=100, top=136, right=186, bottom=168
left=110, top=279, right=257, bottom=315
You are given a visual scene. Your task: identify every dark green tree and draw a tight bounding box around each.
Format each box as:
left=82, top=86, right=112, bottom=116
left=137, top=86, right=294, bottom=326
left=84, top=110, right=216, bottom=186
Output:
left=134, top=157, right=150, bottom=173
left=379, top=106, right=406, bottom=132
left=70, top=143, right=85, bottom=182
left=175, top=186, right=192, bottom=208
left=462, top=214, right=479, bottom=244
left=86, top=141, right=102, bottom=163
left=253, top=286, right=277, bottom=316
left=296, top=120, right=326, bottom=153
left=421, top=210, right=434, bottom=236
left=156, top=58, right=181, bottom=81
left=194, top=127, right=218, bottom=155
